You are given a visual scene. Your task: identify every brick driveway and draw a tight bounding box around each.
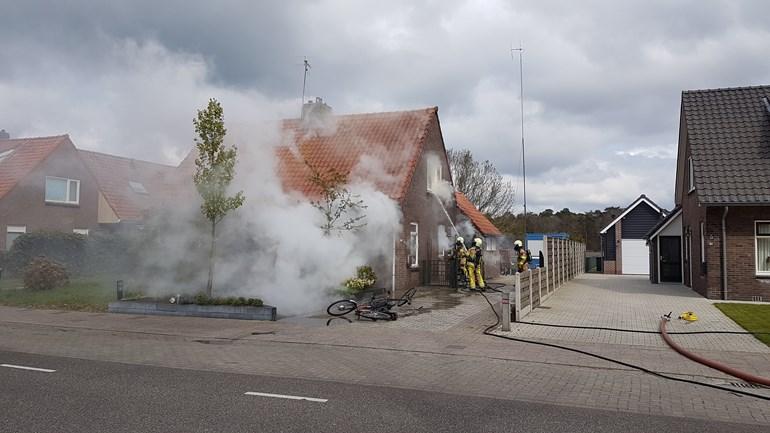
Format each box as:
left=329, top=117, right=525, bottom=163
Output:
left=499, top=273, right=770, bottom=353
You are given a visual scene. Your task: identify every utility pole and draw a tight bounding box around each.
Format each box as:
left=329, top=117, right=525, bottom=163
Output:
left=512, top=43, right=527, bottom=243
left=301, top=57, right=311, bottom=109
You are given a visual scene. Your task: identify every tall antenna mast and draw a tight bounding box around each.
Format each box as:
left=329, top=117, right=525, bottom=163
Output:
left=512, top=42, right=527, bottom=243
left=301, top=56, right=311, bottom=108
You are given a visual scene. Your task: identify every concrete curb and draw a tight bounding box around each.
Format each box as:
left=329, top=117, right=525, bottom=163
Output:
left=108, top=300, right=277, bottom=321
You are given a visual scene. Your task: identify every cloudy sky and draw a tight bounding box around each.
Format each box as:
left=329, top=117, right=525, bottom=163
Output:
left=2, top=0, right=770, bottom=212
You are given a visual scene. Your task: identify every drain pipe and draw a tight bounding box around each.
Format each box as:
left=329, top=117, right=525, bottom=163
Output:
left=391, top=232, right=397, bottom=298
left=722, top=206, right=729, bottom=300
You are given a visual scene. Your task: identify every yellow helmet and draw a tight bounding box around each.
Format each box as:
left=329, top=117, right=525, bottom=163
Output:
left=456, top=236, right=464, bottom=244
left=474, top=237, right=482, bottom=247
left=514, top=240, right=523, bottom=248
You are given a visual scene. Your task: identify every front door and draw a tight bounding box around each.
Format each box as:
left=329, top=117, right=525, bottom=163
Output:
left=659, top=236, right=682, bottom=283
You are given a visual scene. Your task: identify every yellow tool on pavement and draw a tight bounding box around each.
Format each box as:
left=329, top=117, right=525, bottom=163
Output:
left=679, top=311, right=698, bottom=322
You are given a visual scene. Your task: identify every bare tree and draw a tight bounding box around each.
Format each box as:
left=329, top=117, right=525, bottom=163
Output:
left=306, top=162, right=367, bottom=236
left=447, top=148, right=514, bottom=217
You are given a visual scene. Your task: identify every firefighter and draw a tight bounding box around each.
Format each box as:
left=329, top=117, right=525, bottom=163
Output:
left=453, top=236, right=469, bottom=280
left=466, top=237, right=485, bottom=289
left=513, top=240, right=528, bottom=273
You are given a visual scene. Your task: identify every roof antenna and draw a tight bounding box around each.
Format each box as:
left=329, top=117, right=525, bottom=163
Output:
left=511, top=41, right=527, bottom=243
left=301, top=57, right=311, bottom=111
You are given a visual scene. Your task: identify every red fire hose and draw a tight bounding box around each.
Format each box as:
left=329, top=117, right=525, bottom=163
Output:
left=660, top=318, right=770, bottom=387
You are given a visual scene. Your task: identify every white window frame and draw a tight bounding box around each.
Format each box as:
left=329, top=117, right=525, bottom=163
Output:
left=73, top=229, right=89, bottom=236
left=6, top=225, right=26, bottom=251
left=755, top=220, right=770, bottom=276
left=688, top=157, right=695, bottom=193
left=45, top=176, right=80, bottom=205
left=486, top=236, right=496, bottom=251
left=129, top=181, right=148, bottom=195
left=409, top=223, right=419, bottom=268
left=700, top=221, right=706, bottom=265
left=427, top=164, right=442, bottom=192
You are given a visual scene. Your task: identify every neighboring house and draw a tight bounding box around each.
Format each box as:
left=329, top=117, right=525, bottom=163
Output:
left=272, top=100, right=457, bottom=295
left=454, top=191, right=504, bottom=279
left=0, top=135, right=100, bottom=251
left=77, top=150, right=182, bottom=226
left=600, top=194, right=664, bottom=275
left=646, top=206, right=683, bottom=284
left=673, top=85, right=770, bottom=301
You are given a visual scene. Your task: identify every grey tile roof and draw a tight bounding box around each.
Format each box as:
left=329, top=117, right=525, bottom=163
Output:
left=682, top=85, right=770, bottom=204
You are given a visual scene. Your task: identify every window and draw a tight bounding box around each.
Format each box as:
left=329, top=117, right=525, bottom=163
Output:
left=129, top=181, right=148, bottom=194
left=45, top=176, right=79, bottom=204
left=427, top=164, right=441, bottom=192
left=486, top=236, right=497, bottom=251
left=755, top=221, right=770, bottom=276
left=0, top=148, right=13, bottom=163
left=408, top=223, right=419, bottom=268
left=688, top=157, right=695, bottom=193
left=5, top=225, right=25, bottom=251
left=73, top=229, right=89, bottom=236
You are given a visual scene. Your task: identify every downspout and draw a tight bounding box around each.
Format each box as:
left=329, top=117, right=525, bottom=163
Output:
left=721, top=206, right=729, bottom=300
left=391, top=232, right=397, bottom=298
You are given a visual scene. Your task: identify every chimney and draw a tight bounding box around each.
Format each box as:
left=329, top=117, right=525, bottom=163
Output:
left=0, top=129, right=9, bottom=140
left=301, top=97, right=333, bottom=123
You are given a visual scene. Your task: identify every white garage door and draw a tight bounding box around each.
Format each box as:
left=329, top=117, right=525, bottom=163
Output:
left=621, top=239, right=649, bottom=275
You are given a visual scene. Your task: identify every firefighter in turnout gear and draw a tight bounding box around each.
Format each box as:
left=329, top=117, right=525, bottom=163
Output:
left=514, top=240, right=528, bottom=273
left=466, top=237, right=485, bottom=289
left=453, top=237, right=469, bottom=280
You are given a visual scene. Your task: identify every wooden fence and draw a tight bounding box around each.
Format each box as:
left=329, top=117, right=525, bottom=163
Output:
left=508, top=237, right=586, bottom=323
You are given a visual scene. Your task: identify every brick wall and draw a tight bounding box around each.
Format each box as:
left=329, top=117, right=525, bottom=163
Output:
left=679, top=136, right=708, bottom=296
left=603, top=260, right=617, bottom=274
left=614, top=220, right=622, bottom=274
left=720, top=206, right=770, bottom=301
left=0, top=139, right=99, bottom=251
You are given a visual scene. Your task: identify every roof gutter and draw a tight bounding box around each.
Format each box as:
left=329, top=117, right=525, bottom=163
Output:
left=722, top=206, right=729, bottom=300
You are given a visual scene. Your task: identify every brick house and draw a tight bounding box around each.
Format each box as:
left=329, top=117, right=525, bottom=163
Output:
left=675, top=85, right=770, bottom=301
left=600, top=194, right=664, bottom=275
left=454, top=191, right=504, bottom=279
left=0, top=135, right=100, bottom=251
left=270, top=101, right=458, bottom=295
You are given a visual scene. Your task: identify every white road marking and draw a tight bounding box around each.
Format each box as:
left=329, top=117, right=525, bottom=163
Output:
left=244, top=391, right=327, bottom=403
left=1, top=363, right=56, bottom=373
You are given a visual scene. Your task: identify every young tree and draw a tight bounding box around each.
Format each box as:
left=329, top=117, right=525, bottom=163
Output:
left=306, top=162, right=367, bottom=236
left=193, top=99, right=245, bottom=296
left=447, top=148, right=515, bottom=217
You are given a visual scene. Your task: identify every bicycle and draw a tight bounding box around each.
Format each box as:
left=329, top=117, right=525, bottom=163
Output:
left=326, top=288, right=417, bottom=321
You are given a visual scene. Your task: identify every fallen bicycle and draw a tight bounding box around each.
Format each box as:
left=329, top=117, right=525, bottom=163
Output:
left=326, top=288, right=416, bottom=322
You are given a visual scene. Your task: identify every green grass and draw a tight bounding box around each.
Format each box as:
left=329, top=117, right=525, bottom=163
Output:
left=714, top=303, right=770, bottom=347
left=0, top=277, right=118, bottom=312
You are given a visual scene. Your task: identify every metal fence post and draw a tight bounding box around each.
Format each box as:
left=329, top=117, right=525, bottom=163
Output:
left=514, top=272, right=522, bottom=322
left=501, top=290, right=511, bottom=331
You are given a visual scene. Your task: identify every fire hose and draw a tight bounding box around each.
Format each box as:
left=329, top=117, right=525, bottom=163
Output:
left=660, top=316, right=770, bottom=387
left=475, top=288, right=770, bottom=401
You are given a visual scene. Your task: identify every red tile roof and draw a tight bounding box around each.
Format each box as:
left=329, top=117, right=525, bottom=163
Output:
left=0, top=135, right=70, bottom=200
left=276, top=107, right=437, bottom=201
left=78, top=150, right=182, bottom=221
left=455, top=191, right=502, bottom=236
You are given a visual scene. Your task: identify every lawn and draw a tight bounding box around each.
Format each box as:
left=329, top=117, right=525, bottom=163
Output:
left=0, top=277, right=118, bottom=312
left=714, top=303, right=770, bottom=347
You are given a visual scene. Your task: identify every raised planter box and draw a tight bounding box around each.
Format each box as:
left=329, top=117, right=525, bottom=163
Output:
left=108, top=300, right=276, bottom=321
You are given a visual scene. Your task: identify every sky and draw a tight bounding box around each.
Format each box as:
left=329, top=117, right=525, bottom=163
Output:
left=2, top=0, right=770, bottom=212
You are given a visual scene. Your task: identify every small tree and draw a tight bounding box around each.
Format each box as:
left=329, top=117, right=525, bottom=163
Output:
left=193, top=98, right=245, bottom=296
left=307, top=163, right=367, bottom=236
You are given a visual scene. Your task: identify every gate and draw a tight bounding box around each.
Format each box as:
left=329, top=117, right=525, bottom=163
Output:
left=421, top=259, right=457, bottom=287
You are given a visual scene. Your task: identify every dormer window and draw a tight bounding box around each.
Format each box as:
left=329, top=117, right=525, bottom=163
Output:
left=0, top=149, right=13, bottom=163
left=129, top=181, right=148, bottom=194
left=45, top=176, right=79, bottom=205
left=688, top=157, right=695, bottom=193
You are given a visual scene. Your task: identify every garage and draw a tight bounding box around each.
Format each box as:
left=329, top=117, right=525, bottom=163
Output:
left=621, top=239, right=649, bottom=274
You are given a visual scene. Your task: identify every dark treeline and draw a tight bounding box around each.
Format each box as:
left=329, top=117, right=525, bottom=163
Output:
left=492, top=207, right=624, bottom=251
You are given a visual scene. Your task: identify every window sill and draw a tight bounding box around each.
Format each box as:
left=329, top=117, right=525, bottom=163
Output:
left=755, top=274, right=770, bottom=279
left=45, top=201, right=80, bottom=208
left=409, top=266, right=420, bottom=272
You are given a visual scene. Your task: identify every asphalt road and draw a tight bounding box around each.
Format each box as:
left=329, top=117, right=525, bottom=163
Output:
left=0, top=350, right=765, bottom=433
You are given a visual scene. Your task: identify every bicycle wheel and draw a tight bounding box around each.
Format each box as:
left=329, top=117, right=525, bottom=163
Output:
left=327, top=300, right=357, bottom=316
left=398, top=288, right=417, bottom=306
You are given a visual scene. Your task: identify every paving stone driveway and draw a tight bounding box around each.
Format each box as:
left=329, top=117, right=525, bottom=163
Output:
left=499, top=274, right=770, bottom=353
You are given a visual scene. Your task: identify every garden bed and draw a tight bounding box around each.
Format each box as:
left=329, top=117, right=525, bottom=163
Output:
left=108, top=299, right=277, bottom=321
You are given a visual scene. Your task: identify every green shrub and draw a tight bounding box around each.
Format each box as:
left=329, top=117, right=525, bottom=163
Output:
left=7, top=232, right=86, bottom=276
left=23, top=257, right=70, bottom=291
left=191, top=293, right=262, bottom=306
left=342, top=265, right=377, bottom=294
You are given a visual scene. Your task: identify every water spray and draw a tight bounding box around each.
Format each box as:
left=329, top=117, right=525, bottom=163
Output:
left=430, top=191, right=459, bottom=236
